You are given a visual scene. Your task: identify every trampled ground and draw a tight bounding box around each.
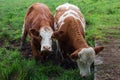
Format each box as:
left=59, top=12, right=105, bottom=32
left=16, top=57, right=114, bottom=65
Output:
left=95, top=27, right=120, bottom=80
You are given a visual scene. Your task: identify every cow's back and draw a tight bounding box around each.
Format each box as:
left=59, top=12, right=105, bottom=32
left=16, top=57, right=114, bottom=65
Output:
left=24, top=3, right=53, bottom=30
left=54, top=3, right=85, bottom=31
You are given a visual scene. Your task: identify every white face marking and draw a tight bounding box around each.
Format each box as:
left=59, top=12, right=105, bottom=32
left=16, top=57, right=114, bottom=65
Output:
left=40, top=27, right=53, bottom=51
left=56, top=3, right=85, bottom=31
left=77, top=47, right=95, bottom=77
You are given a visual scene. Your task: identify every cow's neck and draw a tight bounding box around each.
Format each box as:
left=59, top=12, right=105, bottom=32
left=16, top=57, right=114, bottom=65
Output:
left=72, top=34, right=89, bottom=49
left=67, top=17, right=89, bottom=50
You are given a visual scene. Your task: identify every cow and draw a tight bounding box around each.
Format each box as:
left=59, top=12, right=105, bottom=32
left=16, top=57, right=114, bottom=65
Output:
left=53, top=3, right=104, bottom=77
left=20, top=3, right=54, bottom=61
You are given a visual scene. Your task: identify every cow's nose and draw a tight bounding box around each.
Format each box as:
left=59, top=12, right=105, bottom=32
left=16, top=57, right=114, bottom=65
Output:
left=43, top=46, right=50, bottom=50
left=80, top=74, right=88, bottom=78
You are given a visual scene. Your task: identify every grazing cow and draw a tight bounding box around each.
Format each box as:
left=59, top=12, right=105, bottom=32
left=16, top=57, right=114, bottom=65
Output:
left=53, top=3, right=104, bottom=77
left=21, top=3, right=54, bottom=61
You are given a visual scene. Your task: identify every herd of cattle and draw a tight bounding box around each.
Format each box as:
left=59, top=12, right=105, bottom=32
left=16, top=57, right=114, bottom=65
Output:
left=20, top=3, right=104, bottom=77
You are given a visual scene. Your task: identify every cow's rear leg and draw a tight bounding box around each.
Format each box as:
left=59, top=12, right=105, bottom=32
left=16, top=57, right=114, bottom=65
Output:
left=20, top=24, right=28, bottom=50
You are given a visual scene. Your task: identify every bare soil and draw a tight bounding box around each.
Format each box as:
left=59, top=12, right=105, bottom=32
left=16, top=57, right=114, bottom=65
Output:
left=95, top=28, right=120, bottom=80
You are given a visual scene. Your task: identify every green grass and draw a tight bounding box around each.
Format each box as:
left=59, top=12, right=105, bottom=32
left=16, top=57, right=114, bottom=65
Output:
left=0, top=0, right=120, bottom=80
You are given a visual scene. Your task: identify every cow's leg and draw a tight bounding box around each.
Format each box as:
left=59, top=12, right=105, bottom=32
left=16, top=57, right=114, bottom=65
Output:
left=61, top=52, right=77, bottom=69
left=20, top=24, right=28, bottom=50
left=52, top=40, right=63, bottom=65
left=30, top=39, right=40, bottom=61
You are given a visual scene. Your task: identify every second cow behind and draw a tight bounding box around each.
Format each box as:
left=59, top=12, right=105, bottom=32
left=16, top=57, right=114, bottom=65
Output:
left=21, top=3, right=54, bottom=61
left=53, top=3, right=104, bottom=77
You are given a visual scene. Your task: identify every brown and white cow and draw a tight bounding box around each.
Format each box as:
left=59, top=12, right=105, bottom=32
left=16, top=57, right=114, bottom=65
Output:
left=21, top=3, right=54, bottom=61
left=53, top=3, right=104, bottom=77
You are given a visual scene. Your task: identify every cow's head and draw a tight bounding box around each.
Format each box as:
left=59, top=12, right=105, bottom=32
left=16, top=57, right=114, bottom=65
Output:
left=40, top=27, right=53, bottom=52
left=70, top=46, right=104, bottom=77
left=30, top=27, right=53, bottom=52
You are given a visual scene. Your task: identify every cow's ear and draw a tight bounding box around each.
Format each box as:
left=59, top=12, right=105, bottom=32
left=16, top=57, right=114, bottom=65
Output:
left=29, top=28, right=39, bottom=37
left=52, top=31, right=64, bottom=39
left=94, top=46, right=104, bottom=54
left=52, top=31, right=58, bottom=38
left=70, top=50, right=79, bottom=60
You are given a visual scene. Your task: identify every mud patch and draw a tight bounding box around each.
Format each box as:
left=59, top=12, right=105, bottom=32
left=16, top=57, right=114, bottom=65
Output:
left=95, top=27, right=120, bottom=80
left=0, top=39, right=77, bottom=69
left=0, top=38, right=32, bottom=58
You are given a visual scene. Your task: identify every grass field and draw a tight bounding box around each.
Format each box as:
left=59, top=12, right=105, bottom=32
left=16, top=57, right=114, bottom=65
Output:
left=0, top=0, right=120, bottom=80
